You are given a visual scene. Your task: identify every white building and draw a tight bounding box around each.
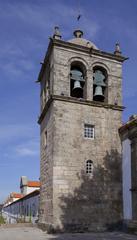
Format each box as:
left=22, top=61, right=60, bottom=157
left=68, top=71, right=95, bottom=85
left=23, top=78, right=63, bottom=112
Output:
left=119, top=115, right=137, bottom=222
left=3, top=190, right=40, bottom=224
left=4, top=193, right=24, bottom=207
left=20, top=176, right=40, bottom=195
left=2, top=176, right=40, bottom=224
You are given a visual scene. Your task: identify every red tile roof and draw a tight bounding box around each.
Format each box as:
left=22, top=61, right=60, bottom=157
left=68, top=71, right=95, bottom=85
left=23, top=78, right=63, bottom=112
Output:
left=27, top=181, right=40, bottom=187
left=4, top=190, right=40, bottom=207
left=10, top=193, right=24, bottom=199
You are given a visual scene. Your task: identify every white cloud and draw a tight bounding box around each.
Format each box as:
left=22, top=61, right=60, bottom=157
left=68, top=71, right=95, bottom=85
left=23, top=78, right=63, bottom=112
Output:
left=15, top=138, right=39, bottom=157
left=0, top=44, right=25, bottom=58
left=0, top=1, right=99, bottom=38
left=0, top=2, right=100, bottom=81
left=0, top=42, right=36, bottom=79
left=0, top=136, right=39, bottom=161
left=0, top=124, right=36, bottom=143
left=16, top=147, right=38, bottom=156
left=0, top=62, right=23, bottom=77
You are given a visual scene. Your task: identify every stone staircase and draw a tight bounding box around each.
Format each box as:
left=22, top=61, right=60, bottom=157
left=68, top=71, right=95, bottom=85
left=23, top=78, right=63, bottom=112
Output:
left=126, top=220, right=137, bottom=234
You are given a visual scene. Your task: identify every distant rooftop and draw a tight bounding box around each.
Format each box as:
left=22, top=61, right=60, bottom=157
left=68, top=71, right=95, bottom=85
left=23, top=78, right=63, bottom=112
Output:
left=20, top=176, right=40, bottom=188
left=10, top=192, right=24, bottom=199
left=27, top=181, right=40, bottom=188
left=119, top=115, right=137, bottom=133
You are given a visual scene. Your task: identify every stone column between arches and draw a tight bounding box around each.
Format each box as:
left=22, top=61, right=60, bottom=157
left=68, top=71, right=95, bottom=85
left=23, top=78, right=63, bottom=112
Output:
left=86, top=69, right=93, bottom=101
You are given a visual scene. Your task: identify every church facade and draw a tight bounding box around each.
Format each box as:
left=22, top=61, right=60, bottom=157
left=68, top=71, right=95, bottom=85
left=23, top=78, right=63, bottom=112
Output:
left=38, top=27, right=127, bottom=231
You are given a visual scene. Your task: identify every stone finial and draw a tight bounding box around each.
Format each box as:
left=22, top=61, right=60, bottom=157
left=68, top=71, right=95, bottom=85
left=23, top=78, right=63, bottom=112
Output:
left=73, top=29, right=83, bottom=38
left=53, top=26, right=62, bottom=40
left=114, top=43, right=122, bottom=55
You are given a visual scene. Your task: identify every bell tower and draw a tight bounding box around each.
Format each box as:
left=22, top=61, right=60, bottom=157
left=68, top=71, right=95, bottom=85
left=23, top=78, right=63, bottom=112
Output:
left=37, top=27, right=128, bottom=231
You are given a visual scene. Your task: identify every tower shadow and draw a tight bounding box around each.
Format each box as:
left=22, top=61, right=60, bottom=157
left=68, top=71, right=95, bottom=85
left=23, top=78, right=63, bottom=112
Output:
left=58, top=149, right=123, bottom=233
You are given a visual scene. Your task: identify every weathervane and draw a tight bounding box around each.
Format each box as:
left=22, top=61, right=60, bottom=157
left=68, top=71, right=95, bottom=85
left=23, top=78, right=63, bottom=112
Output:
left=76, top=0, right=82, bottom=24
left=77, top=13, right=81, bottom=21
left=73, top=0, right=83, bottom=38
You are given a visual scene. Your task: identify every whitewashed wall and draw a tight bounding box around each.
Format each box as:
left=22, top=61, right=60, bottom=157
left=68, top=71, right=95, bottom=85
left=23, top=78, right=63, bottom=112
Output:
left=2, top=192, right=39, bottom=224
left=26, top=186, right=39, bottom=195
left=122, top=138, right=132, bottom=220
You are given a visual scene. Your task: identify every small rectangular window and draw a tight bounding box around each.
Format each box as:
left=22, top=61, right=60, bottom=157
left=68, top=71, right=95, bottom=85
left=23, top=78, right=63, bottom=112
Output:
left=44, top=130, right=47, bottom=147
left=84, top=124, right=94, bottom=139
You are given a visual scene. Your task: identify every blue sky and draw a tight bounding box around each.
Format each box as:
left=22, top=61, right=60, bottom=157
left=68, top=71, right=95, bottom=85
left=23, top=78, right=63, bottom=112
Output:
left=0, top=0, right=137, bottom=203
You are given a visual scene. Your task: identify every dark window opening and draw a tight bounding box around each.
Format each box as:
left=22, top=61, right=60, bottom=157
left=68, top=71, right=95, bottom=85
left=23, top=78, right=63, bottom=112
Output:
left=93, top=67, right=107, bottom=102
left=44, top=130, right=47, bottom=148
left=86, top=160, right=93, bottom=174
left=70, top=65, right=85, bottom=98
left=84, top=124, right=94, bottom=139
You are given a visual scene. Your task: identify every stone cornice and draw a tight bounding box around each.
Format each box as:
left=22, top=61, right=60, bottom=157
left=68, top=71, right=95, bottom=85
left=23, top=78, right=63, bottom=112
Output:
left=37, top=39, right=53, bottom=83
left=38, top=97, right=53, bottom=124
left=119, top=118, right=137, bottom=135
left=38, top=95, right=125, bottom=124
left=53, top=39, right=128, bottom=62
left=37, top=38, right=128, bottom=83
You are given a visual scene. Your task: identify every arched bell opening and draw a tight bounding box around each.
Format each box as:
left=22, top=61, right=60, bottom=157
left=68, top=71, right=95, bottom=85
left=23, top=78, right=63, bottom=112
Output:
left=70, top=62, right=86, bottom=99
left=93, top=66, right=108, bottom=102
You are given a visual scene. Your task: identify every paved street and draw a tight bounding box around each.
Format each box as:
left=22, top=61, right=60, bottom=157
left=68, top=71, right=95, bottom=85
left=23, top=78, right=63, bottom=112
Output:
left=0, top=227, right=137, bottom=240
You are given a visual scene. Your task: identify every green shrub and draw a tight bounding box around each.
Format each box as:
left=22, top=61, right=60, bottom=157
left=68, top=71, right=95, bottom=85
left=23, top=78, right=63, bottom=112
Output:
left=0, top=215, right=5, bottom=224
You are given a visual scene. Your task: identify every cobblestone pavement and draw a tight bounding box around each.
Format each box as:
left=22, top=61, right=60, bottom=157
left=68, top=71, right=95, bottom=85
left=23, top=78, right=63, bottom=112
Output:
left=0, top=227, right=137, bottom=240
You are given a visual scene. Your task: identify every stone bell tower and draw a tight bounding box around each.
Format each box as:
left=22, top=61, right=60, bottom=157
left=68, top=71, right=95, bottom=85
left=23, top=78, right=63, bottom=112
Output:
left=37, top=26, right=128, bottom=231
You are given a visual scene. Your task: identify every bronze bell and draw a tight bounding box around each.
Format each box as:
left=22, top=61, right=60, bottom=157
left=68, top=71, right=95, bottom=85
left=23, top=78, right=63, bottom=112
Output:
left=93, top=70, right=106, bottom=102
left=93, top=85, right=104, bottom=101
left=72, top=80, right=83, bottom=98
